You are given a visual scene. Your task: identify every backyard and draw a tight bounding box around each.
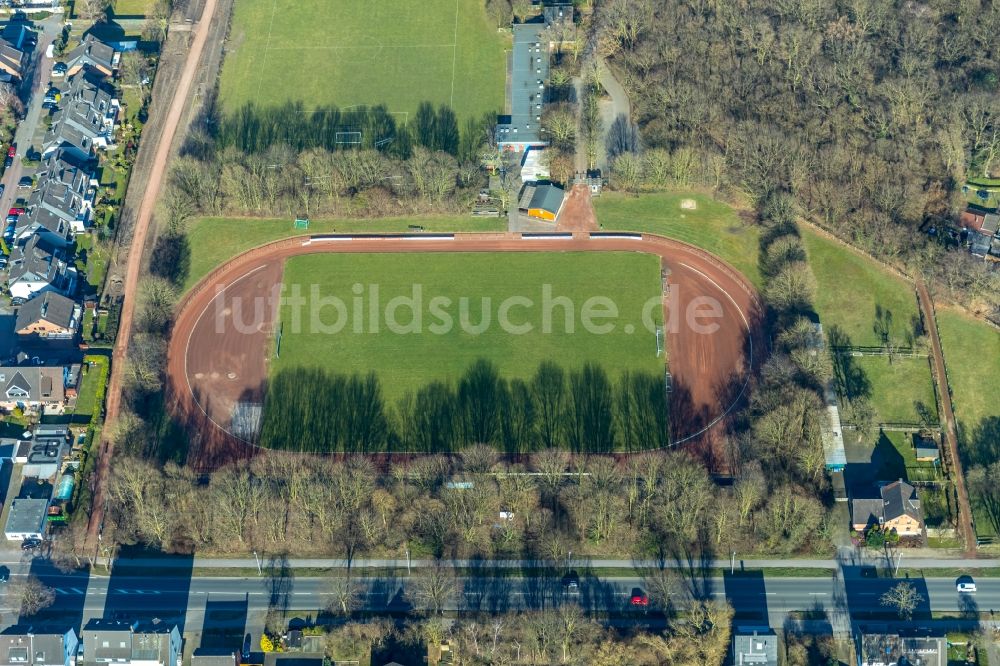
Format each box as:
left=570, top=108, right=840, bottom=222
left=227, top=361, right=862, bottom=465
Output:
left=217, top=0, right=507, bottom=122
left=802, top=227, right=920, bottom=347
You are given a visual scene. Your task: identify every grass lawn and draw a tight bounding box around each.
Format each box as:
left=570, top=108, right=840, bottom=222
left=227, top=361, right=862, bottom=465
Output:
left=937, top=307, right=1000, bottom=444
left=112, top=0, right=154, bottom=15
left=274, top=252, right=664, bottom=403
left=73, top=356, right=109, bottom=421
left=217, top=0, right=506, bottom=122
left=850, top=356, right=938, bottom=425
left=873, top=430, right=941, bottom=484
left=593, top=191, right=761, bottom=287
left=802, top=227, right=920, bottom=347
left=183, top=215, right=506, bottom=292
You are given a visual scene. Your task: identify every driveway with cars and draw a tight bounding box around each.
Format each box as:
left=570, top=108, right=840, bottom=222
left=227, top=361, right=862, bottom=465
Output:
left=0, top=15, right=62, bottom=241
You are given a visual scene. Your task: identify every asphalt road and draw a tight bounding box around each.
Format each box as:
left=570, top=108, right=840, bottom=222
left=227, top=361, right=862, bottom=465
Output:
left=0, top=15, right=60, bottom=218
left=1, top=571, right=996, bottom=619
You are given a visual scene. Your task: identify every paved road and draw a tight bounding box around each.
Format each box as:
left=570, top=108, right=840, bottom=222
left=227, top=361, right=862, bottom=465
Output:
left=0, top=16, right=61, bottom=219
left=71, top=555, right=1000, bottom=571
left=1, top=572, right=996, bottom=620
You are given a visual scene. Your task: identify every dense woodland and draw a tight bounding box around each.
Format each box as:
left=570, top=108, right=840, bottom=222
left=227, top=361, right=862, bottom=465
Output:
left=598, top=0, right=1000, bottom=320
left=261, top=361, right=669, bottom=454
left=170, top=102, right=500, bottom=219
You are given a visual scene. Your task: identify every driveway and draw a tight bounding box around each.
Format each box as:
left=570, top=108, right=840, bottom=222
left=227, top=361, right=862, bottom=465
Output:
left=0, top=15, right=62, bottom=218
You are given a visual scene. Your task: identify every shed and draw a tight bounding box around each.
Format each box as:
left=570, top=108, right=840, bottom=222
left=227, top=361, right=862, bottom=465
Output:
left=913, top=432, right=940, bottom=463
left=524, top=184, right=565, bottom=222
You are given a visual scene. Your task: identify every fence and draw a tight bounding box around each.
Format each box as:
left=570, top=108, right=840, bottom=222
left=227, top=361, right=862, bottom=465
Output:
left=829, top=345, right=928, bottom=358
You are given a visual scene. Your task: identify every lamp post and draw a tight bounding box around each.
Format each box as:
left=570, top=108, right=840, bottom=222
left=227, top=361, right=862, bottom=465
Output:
left=406, top=549, right=411, bottom=575
left=253, top=550, right=262, bottom=576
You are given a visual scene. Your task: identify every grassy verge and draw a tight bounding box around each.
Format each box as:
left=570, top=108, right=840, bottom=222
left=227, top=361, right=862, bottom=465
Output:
left=183, top=215, right=506, bottom=292
left=593, top=191, right=761, bottom=286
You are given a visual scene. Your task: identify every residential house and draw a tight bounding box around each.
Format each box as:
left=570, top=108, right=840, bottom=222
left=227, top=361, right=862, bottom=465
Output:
left=732, top=627, right=778, bottom=665
left=4, top=498, right=48, bottom=540
left=0, top=366, right=66, bottom=411
left=65, top=35, right=117, bottom=79
left=2, top=23, right=36, bottom=52
left=851, top=479, right=924, bottom=537
left=913, top=432, right=940, bottom=463
left=16, top=292, right=82, bottom=339
left=262, top=655, right=324, bottom=666
left=496, top=22, right=549, bottom=153
left=7, top=234, right=77, bottom=301
left=81, top=621, right=182, bottom=666
left=0, top=39, right=27, bottom=80
left=42, top=74, right=119, bottom=161
left=16, top=163, right=95, bottom=244
left=0, top=630, right=79, bottom=666
left=856, top=629, right=945, bottom=666
left=518, top=183, right=565, bottom=222
left=959, top=206, right=1000, bottom=238
left=22, top=431, right=69, bottom=479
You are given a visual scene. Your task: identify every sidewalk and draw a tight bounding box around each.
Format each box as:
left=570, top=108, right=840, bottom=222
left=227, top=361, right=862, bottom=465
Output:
left=96, top=554, right=1000, bottom=571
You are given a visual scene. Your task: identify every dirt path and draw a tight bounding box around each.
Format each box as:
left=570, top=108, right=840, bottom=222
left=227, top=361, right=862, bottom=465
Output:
left=88, top=0, right=221, bottom=545
left=556, top=185, right=599, bottom=231
left=917, top=278, right=976, bottom=554
left=166, top=232, right=762, bottom=470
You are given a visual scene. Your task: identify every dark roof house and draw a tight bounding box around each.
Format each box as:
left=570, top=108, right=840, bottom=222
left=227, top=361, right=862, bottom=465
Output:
left=519, top=183, right=565, bottom=221
left=43, top=75, right=119, bottom=161
left=851, top=479, right=923, bottom=536
left=16, top=291, right=81, bottom=339
left=0, top=630, right=79, bottom=666
left=7, top=235, right=77, bottom=301
left=65, top=35, right=116, bottom=78
left=0, top=39, right=27, bottom=79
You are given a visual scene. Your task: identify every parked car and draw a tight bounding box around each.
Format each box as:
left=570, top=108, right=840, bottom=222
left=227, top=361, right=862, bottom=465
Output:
left=6, top=215, right=19, bottom=225
left=21, top=538, right=41, bottom=551
left=629, top=588, right=649, bottom=606
left=7, top=143, right=15, bottom=158
left=10, top=297, right=24, bottom=306
left=561, top=570, right=579, bottom=592
left=957, top=576, right=977, bottom=593
left=0, top=184, right=6, bottom=198
left=0, top=566, right=9, bottom=583
left=17, top=176, right=32, bottom=188
left=4, top=156, right=12, bottom=169
left=51, top=61, right=67, bottom=77
left=8, top=207, right=24, bottom=216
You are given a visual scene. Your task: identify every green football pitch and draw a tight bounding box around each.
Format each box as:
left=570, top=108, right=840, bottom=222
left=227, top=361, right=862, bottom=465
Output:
left=272, top=252, right=665, bottom=403
left=219, top=0, right=507, bottom=122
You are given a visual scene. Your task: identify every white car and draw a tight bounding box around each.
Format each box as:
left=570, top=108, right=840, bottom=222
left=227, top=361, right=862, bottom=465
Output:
left=957, top=579, right=977, bottom=593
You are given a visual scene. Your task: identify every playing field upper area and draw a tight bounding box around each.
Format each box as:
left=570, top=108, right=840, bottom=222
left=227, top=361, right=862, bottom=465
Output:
left=218, top=0, right=507, bottom=121
left=273, top=252, right=665, bottom=402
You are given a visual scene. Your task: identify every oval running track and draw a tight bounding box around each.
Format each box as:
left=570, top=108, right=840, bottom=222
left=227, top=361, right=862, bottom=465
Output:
left=166, top=232, right=763, bottom=470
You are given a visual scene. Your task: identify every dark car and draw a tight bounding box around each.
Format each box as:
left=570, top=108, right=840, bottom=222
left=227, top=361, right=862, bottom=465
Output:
left=10, top=297, right=25, bottom=306
left=17, top=176, right=32, bottom=188
left=21, top=538, right=41, bottom=551
left=0, top=184, right=5, bottom=198
left=629, top=587, right=649, bottom=606
left=4, top=156, right=12, bottom=169
left=561, top=570, right=579, bottom=591
left=0, top=566, right=9, bottom=583
left=51, top=62, right=67, bottom=76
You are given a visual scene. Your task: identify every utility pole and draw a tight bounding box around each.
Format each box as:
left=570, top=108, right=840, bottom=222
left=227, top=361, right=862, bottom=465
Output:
left=406, top=549, right=411, bottom=575
left=731, top=551, right=736, bottom=575
left=253, top=550, right=262, bottom=576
